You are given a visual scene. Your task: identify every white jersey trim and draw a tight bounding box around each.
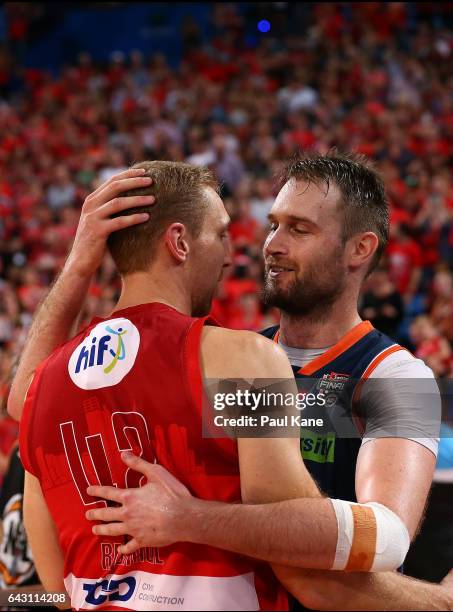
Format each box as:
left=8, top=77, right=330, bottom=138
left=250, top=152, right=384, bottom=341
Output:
left=278, top=338, right=440, bottom=457
left=362, top=350, right=439, bottom=457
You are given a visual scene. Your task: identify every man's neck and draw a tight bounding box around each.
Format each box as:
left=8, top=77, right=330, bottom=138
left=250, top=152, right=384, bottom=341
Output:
left=279, top=296, right=362, bottom=349
left=112, top=272, right=191, bottom=317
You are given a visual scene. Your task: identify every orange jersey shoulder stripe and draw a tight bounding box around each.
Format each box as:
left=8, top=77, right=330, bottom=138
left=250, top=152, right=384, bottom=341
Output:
left=361, top=344, right=407, bottom=380
left=298, top=321, right=374, bottom=375
left=272, top=321, right=375, bottom=374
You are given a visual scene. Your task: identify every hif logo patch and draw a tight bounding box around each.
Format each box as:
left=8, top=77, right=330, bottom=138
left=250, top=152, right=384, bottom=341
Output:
left=68, top=318, right=140, bottom=390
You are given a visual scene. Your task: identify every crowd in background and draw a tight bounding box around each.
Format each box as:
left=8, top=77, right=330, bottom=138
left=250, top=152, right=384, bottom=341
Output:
left=0, top=3, right=452, bottom=465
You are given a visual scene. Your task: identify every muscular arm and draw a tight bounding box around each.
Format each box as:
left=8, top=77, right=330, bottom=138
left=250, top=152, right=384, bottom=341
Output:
left=279, top=437, right=434, bottom=609
left=7, top=263, right=91, bottom=420
left=275, top=567, right=451, bottom=611
left=356, top=354, right=439, bottom=538
left=231, top=333, right=338, bottom=571
left=202, top=328, right=337, bottom=569
left=356, top=438, right=435, bottom=539
left=7, top=168, right=154, bottom=420
left=275, top=438, right=438, bottom=609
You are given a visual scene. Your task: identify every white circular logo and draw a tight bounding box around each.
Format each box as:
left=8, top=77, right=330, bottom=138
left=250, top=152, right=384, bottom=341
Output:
left=68, top=318, right=140, bottom=390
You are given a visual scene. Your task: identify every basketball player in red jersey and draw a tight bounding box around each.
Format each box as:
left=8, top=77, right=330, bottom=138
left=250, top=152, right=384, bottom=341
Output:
left=15, top=161, right=322, bottom=611
left=11, top=162, right=453, bottom=610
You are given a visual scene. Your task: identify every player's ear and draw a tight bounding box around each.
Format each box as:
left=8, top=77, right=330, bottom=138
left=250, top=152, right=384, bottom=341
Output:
left=346, top=232, right=378, bottom=272
left=165, top=223, right=190, bottom=263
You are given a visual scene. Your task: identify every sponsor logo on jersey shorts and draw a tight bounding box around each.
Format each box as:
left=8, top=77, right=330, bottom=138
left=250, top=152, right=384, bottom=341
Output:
left=68, top=318, right=140, bottom=390
left=65, top=570, right=260, bottom=610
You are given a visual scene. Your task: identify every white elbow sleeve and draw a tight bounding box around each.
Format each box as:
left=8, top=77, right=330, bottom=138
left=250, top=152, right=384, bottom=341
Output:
left=330, top=499, right=410, bottom=572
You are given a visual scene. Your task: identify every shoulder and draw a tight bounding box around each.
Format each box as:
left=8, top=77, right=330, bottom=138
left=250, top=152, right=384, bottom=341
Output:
left=369, top=347, right=436, bottom=380
left=361, top=347, right=440, bottom=457
left=201, top=326, right=288, bottom=363
left=49, top=322, right=97, bottom=364
left=200, top=326, right=292, bottom=379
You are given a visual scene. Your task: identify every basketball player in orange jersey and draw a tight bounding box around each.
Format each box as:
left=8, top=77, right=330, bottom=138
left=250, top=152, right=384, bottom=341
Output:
left=10, top=161, right=452, bottom=610
left=83, top=155, right=452, bottom=611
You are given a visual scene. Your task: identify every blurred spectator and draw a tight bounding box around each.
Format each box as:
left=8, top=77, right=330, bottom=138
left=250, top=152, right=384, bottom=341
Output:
left=430, top=269, right=453, bottom=343
left=387, top=223, right=423, bottom=298
left=46, top=166, right=76, bottom=211
left=277, top=76, right=319, bottom=114
left=212, top=134, right=245, bottom=192
left=410, top=315, right=452, bottom=377
left=250, top=177, right=274, bottom=227
left=97, top=149, right=128, bottom=183
left=361, top=268, right=404, bottom=340
left=229, top=197, right=262, bottom=247
left=227, top=292, right=264, bottom=330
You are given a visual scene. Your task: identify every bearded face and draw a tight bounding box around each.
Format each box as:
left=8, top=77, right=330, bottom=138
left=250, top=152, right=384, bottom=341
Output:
left=262, top=177, right=350, bottom=318
left=263, top=240, right=347, bottom=317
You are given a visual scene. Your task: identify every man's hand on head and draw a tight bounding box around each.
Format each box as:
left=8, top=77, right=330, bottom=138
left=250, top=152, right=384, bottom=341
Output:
left=7, top=169, right=157, bottom=421
left=85, top=452, right=194, bottom=554
left=66, top=168, right=155, bottom=277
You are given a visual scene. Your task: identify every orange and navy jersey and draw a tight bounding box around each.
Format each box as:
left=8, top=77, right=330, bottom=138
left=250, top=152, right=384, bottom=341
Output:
left=261, top=321, right=404, bottom=502
left=20, top=302, right=288, bottom=611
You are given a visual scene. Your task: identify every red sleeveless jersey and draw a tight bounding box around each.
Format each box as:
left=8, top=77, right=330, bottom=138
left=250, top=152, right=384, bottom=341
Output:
left=19, top=302, right=288, bottom=611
